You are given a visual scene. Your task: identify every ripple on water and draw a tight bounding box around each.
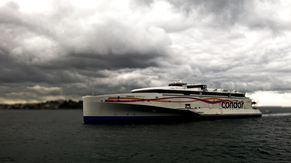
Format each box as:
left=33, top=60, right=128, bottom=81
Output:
left=0, top=110, right=291, bottom=162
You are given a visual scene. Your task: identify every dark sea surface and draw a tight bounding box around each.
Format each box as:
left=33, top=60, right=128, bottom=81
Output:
left=1, top=110, right=291, bottom=163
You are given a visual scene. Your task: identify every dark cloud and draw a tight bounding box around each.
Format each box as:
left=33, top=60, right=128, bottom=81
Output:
left=0, top=0, right=291, bottom=105
left=167, top=0, right=291, bottom=34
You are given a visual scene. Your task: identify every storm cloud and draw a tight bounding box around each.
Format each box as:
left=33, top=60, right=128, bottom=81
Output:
left=0, top=0, right=291, bottom=105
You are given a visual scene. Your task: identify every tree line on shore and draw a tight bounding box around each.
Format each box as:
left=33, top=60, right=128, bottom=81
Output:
left=0, top=100, right=82, bottom=110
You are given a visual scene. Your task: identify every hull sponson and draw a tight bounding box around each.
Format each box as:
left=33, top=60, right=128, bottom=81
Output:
left=83, top=114, right=261, bottom=123
left=202, top=114, right=262, bottom=118
left=83, top=116, right=200, bottom=123
left=83, top=102, right=202, bottom=122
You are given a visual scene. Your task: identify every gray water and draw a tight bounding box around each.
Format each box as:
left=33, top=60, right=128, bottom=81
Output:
left=1, top=110, right=291, bottom=163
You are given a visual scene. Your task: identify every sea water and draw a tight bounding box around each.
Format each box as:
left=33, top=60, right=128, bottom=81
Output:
left=1, top=110, right=291, bottom=163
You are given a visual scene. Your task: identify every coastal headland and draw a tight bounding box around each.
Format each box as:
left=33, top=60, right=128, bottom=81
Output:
left=0, top=100, right=82, bottom=110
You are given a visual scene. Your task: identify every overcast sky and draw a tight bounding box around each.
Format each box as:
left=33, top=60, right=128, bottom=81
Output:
left=1, top=0, right=291, bottom=106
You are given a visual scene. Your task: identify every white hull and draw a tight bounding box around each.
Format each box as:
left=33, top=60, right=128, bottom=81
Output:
left=83, top=92, right=262, bottom=123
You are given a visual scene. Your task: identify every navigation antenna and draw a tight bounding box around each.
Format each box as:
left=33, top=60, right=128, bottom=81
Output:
left=172, top=79, right=181, bottom=83
left=203, top=77, right=206, bottom=85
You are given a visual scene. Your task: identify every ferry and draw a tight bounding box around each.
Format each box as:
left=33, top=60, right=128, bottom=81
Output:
left=82, top=82, right=262, bottom=123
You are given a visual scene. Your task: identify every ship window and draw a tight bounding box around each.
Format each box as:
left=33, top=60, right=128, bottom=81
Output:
left=185, top=104, right=191, bottom=109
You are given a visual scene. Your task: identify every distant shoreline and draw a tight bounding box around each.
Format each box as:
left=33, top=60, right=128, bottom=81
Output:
left=1, top=103, right=291, bottom=112
left=256, top=106, right=291, bottom=114
left=0, top=100, right=82, bottom=110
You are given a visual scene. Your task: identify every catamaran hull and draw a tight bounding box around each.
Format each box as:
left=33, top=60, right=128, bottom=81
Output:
left=83, top=102, right=200, bottom=122
left=83, top=98, right=262, bottom=123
